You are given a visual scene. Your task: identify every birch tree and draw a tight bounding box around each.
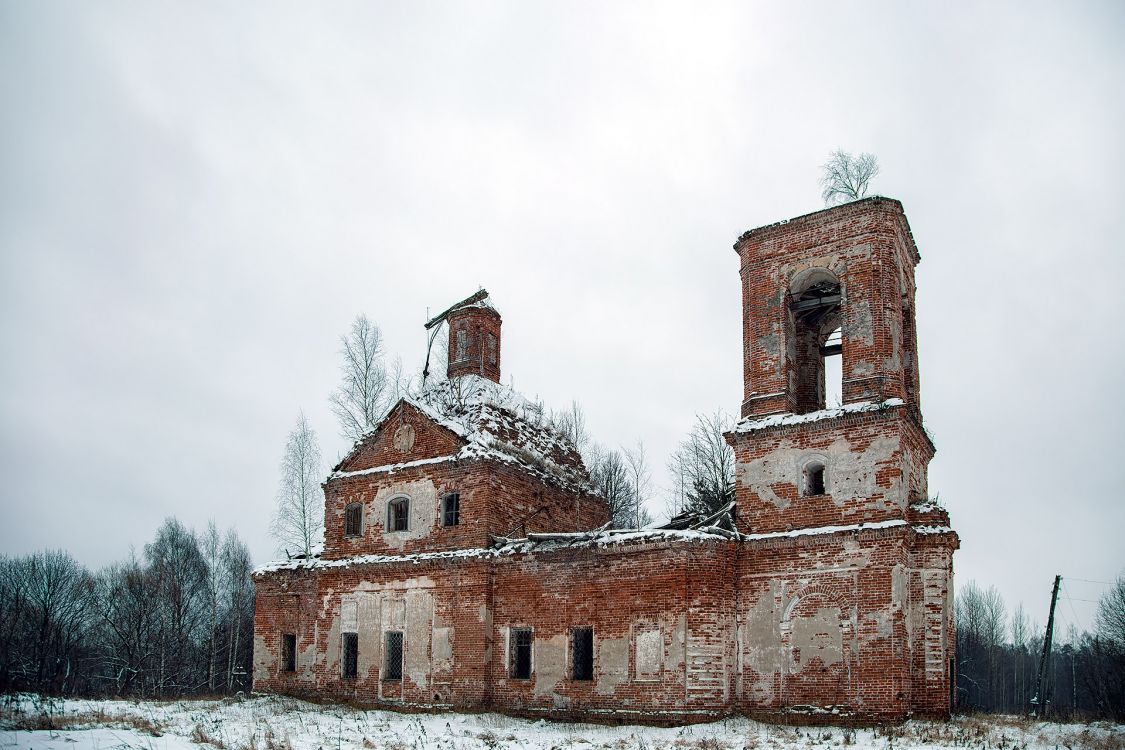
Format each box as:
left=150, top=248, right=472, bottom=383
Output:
left=330, top=314, right=390, bottom=441
left=271, top=412, right=324, bottom=557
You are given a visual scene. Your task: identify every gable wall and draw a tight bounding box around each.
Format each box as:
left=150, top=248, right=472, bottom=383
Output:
left=336, top=402, right=463, bottom=475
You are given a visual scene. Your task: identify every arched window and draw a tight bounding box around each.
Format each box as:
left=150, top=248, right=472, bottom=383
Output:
left=387, top=496, right=410, bottom=532
left=344, top=503, right=363, bottom=537
left=789, top=269, right=843, bottom=414
left=803, top=460, right=827, bottom=497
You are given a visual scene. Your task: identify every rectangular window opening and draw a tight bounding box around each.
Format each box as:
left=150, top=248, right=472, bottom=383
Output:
left=510, top=627, right=533, bottom=680
left=443, top=492, right=460, bottom=526
left=281, top=633, right=296, bottom=673
left=342, top=632, right=358, bottom=678
left=345, top=504, right=362, bottom=537
left=388, top=499, right=409, bottom=532
left=571, top=627, right=593, bottom=681
left=383, top=631, right=403, bottom=681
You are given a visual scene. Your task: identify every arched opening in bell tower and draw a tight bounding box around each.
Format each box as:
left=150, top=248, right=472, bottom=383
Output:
left=789, top=270, right=843, bottom=414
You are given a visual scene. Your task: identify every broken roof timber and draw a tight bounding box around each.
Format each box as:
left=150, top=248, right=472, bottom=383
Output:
left=424, top=289, right=490, bottom=330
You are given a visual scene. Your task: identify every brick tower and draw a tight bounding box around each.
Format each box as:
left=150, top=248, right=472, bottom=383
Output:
left=425, top=290, right=503, bottom=383
left=726, top=197, right=958, bottom=717
left=726, top=197, right=938, bottom=534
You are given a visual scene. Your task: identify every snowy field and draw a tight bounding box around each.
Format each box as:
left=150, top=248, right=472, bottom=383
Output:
left=1, top=695, right=1122, bottom=750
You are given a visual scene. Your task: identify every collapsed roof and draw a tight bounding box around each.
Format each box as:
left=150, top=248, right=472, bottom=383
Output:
left=331, top=374, right=596, bottom=496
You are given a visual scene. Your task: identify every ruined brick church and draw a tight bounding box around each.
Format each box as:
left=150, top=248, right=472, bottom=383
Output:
left=253, top=197, right=958, bottom=722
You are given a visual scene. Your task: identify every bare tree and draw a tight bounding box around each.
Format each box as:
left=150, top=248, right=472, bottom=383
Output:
left=553, top=400, right=590, bottom=455
left=220, top=529, right=254, bottom=691
left=330, top=313, right=390, bottom=441
left=667, top=411, right=735, bottom=517
left=271, top=411, right=324, bottom=557
left=624, top=441, right=653, bottom=529
left=820, top=149, right=880, bottom=206
left=145, top=519, right=208, bottom=696
left=1096, top=576, right=1125, bottom=648
left=586, top=445, right=636, bottom=529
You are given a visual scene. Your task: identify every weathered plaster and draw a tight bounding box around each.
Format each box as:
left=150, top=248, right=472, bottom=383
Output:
left=374, top=478, right=439, bottom=549
left=532, top=633, right=567, bottom=701
left=790, top=606, right=843, bottom=668
left=737, top=434, right=901, bottom=506
left=596, top=636, right=628, bottom=695
left=405, top=590, right=433, bottom=690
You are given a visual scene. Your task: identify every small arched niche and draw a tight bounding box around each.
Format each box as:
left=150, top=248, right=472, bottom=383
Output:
left=788, top=269, right=843, bottom=414
left=802, top=459, right=827, bottom=497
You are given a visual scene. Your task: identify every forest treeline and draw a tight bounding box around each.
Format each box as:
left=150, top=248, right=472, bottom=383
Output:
left=0, top=518, right=254, bottom=697
left=955, top=578, right=1125, bottom=720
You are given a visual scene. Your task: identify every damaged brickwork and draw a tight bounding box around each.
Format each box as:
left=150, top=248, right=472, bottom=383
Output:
left=253, top=198, right=958, bottom=724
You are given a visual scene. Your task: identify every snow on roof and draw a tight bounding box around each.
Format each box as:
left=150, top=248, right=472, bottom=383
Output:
left=742, top=519, right=907, bottom=541
left=731, top=398, right=905, bottom=434
left=912, top=525, right=955, bottom=535
left=330, top=375, right=595, bottom=494
left=255, top=545, right=493, bottom=575
left=254, top=514, right=943, bottom=574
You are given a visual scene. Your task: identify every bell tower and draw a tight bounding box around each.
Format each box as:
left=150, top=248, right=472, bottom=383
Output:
left=726, top=198, right=940, bottom=535
left=424, top=289, right=503, bottom=384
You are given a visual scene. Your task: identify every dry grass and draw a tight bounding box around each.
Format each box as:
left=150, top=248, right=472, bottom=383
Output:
left=0, top=702, right=165, bottom=736
left=192, top=722, right=227, bottom=748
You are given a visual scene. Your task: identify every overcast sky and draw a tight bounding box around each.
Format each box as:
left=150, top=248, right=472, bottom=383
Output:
left=2, top=1, right=1122, bottom=635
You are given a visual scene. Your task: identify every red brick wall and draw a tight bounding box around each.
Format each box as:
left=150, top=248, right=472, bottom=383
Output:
left=323, top=397, right=608, bottom=559
left=254, top=529, right=955, bottom=722
left=336, top=402, right=462, bottom=475
left=735, top=198, right=920, bottom=418
left=447, top=306, right=502, bottom=383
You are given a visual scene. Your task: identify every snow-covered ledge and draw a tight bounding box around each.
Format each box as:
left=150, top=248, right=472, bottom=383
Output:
left=731, top=398, right=905, bottom=434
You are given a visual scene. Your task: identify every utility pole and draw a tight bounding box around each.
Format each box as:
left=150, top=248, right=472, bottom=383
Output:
left=1030, top=574, right=1061, bottom=718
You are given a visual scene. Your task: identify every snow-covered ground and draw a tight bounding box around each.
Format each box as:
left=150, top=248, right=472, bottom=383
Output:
left=1, top=695, right=1121, bottom=750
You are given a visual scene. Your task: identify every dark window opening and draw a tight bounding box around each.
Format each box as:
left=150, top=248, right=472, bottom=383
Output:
left=384, top=631, right=403, bottom=681
left=571, top=627, right=593, bottom=681
left=281, top=633, right=296, bottom=673
left=388, top=497, right=409, bottom=532
left=805, top=462, right=826, bottom=496
left=443, top=492, right=460, bottom=526
left=344, top=503, right=362, bottom=537
left=510, top=627, right=532, bottom=679
left=790, top=275, right=843, bottom=414
left=342, top=632, right=358, bottom=678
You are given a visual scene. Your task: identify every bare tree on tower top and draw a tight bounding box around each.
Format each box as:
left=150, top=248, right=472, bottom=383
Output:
left=820, top=149, right=880, bottom=206
left=271, top=411, right=324, bottom=557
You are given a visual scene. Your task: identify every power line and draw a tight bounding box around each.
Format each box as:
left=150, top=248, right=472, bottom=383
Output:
left=1064, top=577, right=1116, bottom=586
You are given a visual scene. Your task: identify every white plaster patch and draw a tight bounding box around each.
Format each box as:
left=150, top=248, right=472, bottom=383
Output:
left=532, top=633, right=567, bottom=699
left=596, top=636, right=628, bottom=696
left=737, top=434, right=901, bottom=507
left=790, top=606, right=843, bottom=669
left=373, top=478, right=439, bottom=549
left=635, top=629, right=663, bottom=679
